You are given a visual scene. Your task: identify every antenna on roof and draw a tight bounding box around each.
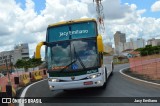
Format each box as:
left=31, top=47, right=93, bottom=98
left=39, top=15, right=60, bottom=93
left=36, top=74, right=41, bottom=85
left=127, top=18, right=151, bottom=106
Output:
left=93, top=0, right=105, bottom=34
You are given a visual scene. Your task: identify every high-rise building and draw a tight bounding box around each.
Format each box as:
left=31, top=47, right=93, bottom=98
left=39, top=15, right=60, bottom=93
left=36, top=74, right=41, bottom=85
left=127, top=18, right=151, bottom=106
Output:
left=134, top=38, right=145, bottom=49
left=147, top=38, right=160, bottom=46
left=124, top=42, right=133, bottom=50
left=0, top=43, right=29, bottom=66
left=123, top=38, right=145, bottom=50
left=114, top=31, right=126, bottom=54
left=114, top=31, right=126, bottom=46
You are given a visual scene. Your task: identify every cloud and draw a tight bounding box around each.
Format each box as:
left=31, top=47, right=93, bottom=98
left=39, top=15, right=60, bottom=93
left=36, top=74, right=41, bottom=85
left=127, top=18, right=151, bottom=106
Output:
left=51, top=40, right=97, bottom=68
left=0, top=0, right=91, bottom=57
left=82, top=0, right=133, bottom=20
left=0, top=0, right=159, bottom=58
left=103, top=0, right=132, bottom=20
left=151, top=0, right=160, bottom=12
left=104, top=16, right=160, bottom=43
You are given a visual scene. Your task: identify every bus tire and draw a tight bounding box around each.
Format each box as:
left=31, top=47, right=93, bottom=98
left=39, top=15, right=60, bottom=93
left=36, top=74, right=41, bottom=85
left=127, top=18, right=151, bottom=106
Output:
left=101, top=68, right=107, bottom=89
left=110, top=71, right=113, bottom=76
left=110, top=69, right=113, bottom=76
left=111, top=63, right=114, bottom=76
left=63, top=90, right=70, bottom=92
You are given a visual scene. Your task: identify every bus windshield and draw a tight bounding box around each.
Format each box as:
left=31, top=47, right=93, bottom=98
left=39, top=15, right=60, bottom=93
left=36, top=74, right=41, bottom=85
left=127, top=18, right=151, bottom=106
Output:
left=47, top=38, right=99, bottom=71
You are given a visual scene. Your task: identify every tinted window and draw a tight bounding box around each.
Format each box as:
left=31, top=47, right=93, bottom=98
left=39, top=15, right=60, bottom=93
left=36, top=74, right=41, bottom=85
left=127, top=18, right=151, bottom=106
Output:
left=46, top=38, right=99, bottom=71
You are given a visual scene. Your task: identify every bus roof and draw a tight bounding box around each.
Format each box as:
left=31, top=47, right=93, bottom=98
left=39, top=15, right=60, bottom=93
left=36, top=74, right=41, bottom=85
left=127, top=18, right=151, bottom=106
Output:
left=48, top=18, right=96, bottom=28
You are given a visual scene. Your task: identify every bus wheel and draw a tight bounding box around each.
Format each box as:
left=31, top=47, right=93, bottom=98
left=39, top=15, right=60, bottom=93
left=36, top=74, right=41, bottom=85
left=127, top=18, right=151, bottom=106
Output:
left=101, top=68, right=107, bottom=89
left=110, top=71, right=113, bottom=76
left=111, top=63, right=114, bottom=76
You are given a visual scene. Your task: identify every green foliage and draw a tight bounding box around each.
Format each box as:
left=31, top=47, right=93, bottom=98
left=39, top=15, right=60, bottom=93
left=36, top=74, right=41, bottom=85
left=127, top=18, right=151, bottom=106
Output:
left=135, top=45, right=160, bottom=56
left=15, top=59, right=25, bottom=68
left=29, top=58, right=43, bottom=68
left=135, top=48, right=143, bottom=51
left=15, top=58, right=43, bottom=72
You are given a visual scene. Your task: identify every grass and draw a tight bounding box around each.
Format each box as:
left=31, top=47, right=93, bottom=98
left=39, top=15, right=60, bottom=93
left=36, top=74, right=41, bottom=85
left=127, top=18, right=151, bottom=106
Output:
left=113, top=61, right=129, bottom=65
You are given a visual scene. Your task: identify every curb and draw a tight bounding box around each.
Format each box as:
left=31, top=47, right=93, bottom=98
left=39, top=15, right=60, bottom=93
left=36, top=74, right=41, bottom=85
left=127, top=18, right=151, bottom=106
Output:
left=119, top=67, right=160, bottom=86
left=19, top=79, right=47, bottom=106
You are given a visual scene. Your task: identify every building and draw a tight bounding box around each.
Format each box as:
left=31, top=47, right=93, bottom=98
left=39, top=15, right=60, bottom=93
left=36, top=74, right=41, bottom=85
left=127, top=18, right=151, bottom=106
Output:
left=0, top=43, right=29, bottom=66
left=114, top=31, right=126, bottom=46
left=0, top=51, right=13, bottom=66
left=124, top=42, right=134, bottom=50
left=14, top=43, right=29, bottom=60
left=128, top=51, right=140, bottom=58
left=103, top=43, right=113, bottom=54
left=123, top=38, right=145, bottom=50
left=114, top=31, right=126, bottom=54
left=121, top=49, right=140, bottom=58
left=147, top=38, right=160, bottom=46
left=116, top=42, right=125, bottom=53
left=134, top=38, right=145, bottom=49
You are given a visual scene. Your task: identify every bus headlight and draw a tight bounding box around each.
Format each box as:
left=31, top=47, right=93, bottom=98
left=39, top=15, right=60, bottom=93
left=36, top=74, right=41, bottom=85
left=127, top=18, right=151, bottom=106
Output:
left=48, top=78, right=59, bottom=82
left=88, top=73, right=101, bottom=79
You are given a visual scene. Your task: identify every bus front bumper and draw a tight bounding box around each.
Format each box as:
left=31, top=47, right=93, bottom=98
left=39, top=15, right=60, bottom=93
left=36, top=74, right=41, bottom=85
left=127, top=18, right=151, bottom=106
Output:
left=48, top=76, right=104, bottom=90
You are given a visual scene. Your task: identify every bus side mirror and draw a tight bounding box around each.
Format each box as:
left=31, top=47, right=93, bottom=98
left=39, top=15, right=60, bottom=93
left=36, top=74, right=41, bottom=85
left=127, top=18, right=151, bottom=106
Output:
left=97, top=35, right=104, bottom=52
left=35, top=42, right=46, bottom=59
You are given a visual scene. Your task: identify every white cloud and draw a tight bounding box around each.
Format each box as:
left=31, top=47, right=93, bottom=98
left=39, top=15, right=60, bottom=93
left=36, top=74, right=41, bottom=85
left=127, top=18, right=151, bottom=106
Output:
left=102, top=0, right=132, bottom=20
left=0, top=0, right=39, bottom=55
left=151, top=0, right=160, bottom=12
left=0, top=0, right=91, bottom=57
left=0, top=0, right=160, bottom=58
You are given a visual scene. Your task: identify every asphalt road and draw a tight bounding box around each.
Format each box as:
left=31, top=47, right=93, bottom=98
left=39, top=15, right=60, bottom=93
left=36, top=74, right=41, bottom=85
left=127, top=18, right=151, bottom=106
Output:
left=20, top=63, right=160, bottom=106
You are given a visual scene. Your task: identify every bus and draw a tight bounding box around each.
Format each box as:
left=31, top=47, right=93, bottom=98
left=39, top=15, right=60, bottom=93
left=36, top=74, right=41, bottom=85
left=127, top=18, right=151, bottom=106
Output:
left=35, top=18, right=113, bottom=90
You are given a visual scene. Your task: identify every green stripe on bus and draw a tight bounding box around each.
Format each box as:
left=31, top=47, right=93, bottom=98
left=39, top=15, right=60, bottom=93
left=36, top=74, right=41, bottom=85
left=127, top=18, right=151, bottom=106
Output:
left=48, top=70, right=98, bottom=77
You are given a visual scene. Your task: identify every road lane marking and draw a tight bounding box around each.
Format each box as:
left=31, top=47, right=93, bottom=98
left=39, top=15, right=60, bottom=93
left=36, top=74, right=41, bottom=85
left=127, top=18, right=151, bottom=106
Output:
left=19, top=79, right=47, bottom=106
left=119, top=67, right=160, bottom=86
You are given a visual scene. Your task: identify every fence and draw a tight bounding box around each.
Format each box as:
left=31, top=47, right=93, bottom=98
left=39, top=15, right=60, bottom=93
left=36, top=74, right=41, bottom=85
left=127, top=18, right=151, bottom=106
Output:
left=129, top=51, right=160, bottom=80
left=0, top=69, right=47, bottom=97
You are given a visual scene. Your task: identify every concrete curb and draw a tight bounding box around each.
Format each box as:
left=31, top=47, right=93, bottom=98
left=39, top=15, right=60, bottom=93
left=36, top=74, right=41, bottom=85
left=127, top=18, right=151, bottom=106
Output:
left=119, top=67, right=160, bottom=86
left=19, top=79, right=47, bottom=106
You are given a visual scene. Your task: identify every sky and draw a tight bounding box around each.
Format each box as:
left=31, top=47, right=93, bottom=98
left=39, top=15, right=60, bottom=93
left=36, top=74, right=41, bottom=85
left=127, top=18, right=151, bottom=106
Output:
left=121, top=0, right=160, bottom=18
left=0, top=0, right=160, bottom=58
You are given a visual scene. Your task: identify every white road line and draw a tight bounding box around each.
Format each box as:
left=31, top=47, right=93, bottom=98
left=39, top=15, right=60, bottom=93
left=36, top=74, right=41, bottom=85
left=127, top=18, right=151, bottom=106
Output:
left=19, top=79, right=47, bottom=106
left=119, top=67, right=160, bottom=86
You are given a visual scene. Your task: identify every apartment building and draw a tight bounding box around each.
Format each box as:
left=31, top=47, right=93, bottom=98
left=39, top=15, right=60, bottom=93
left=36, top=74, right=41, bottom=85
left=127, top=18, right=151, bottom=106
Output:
left=0, top=43, right=29, bottom=66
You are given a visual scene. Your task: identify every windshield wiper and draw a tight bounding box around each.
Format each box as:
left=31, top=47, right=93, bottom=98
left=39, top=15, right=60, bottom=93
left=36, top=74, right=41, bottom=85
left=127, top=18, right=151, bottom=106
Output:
left=60, top=59, right=77, bottom=72
left=60, top=45, right=86, bottom=72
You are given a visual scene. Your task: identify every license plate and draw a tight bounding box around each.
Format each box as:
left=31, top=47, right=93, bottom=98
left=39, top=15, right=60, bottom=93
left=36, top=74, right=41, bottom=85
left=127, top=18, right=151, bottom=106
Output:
left=84, top=81, right=93, bottom=85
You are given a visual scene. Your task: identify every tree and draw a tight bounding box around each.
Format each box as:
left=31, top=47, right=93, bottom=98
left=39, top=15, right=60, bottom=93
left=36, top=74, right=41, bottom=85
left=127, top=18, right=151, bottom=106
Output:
left=15, top=59, right=25, bottom=68
left=135, top=45, right=160, bottom=56
left=29, top=58, right=43, bottom=70
left=15, top=58, right=43, bottom=72
left=15, top=59, right=29, bottom=72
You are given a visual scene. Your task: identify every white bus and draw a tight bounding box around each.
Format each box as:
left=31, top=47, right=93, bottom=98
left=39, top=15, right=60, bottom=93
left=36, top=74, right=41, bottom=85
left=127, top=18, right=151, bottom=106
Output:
left=35, top=18, right=113, bottom=90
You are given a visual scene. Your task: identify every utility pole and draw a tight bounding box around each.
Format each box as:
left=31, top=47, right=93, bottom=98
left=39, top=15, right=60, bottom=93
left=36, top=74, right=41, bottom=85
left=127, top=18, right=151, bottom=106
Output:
left=9, top=55, right=13, bottom=73
left=93, top=0, right=105, bottom=34
left=5, top=58, right=11, bottom=85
